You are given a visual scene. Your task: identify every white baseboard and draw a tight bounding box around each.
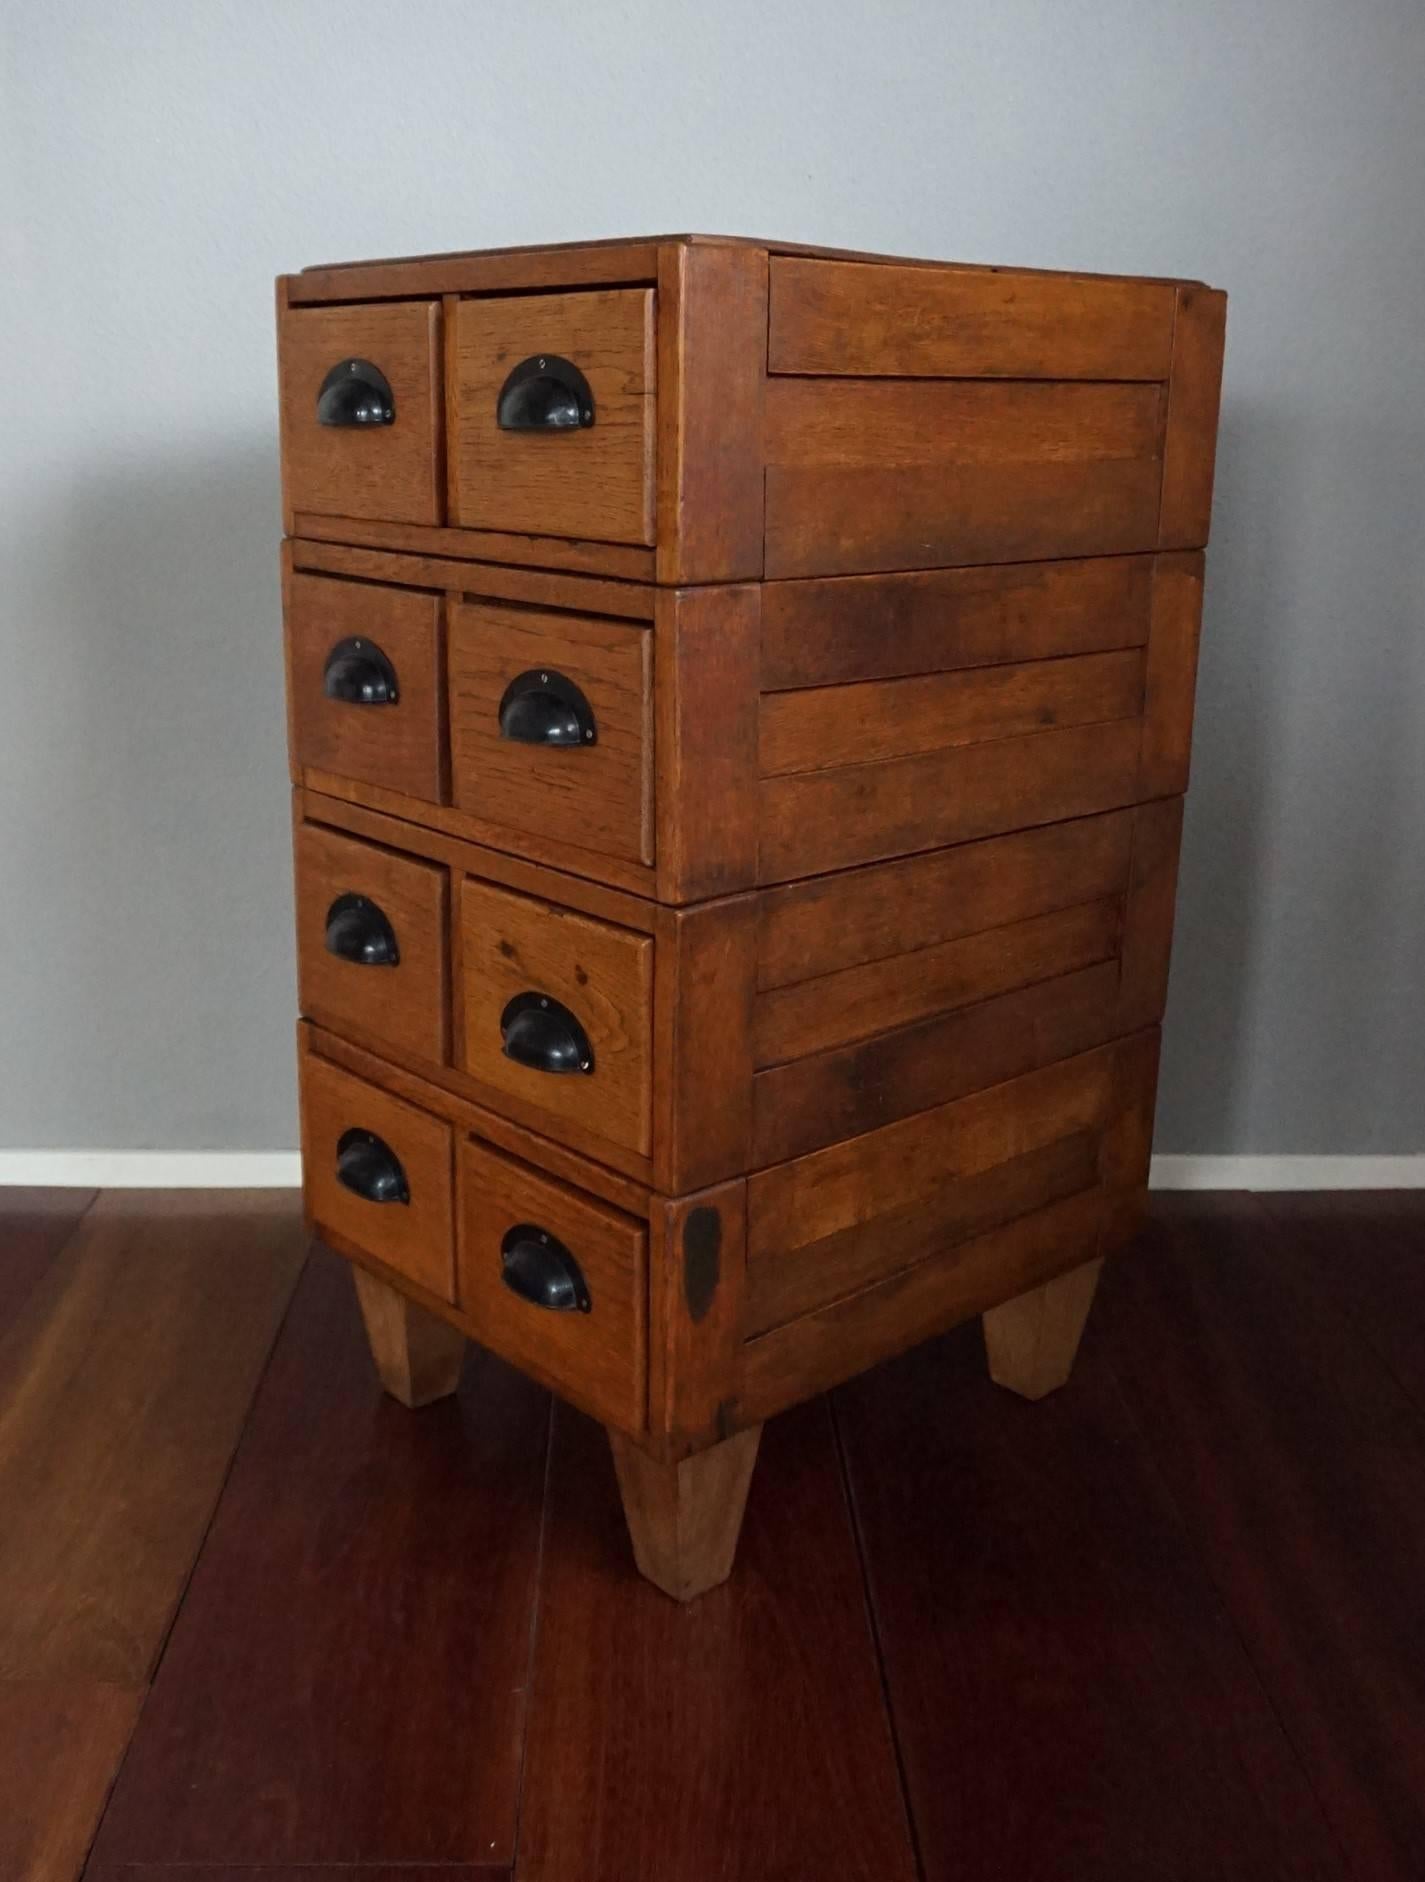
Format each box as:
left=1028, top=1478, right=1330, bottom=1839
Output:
left=0, top=1152, right=302, bottom=1188
left=1150, top=1154, right=1425, bottom=1190
left=0, top=1151, right=1421, bottom=1192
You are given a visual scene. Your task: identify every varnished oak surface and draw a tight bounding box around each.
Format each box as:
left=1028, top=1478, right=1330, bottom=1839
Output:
left=6, top=1189, right=1424, bottom=1878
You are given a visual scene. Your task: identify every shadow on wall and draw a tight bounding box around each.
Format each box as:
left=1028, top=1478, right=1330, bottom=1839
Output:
left=7, top=434, right=298, bottom=1151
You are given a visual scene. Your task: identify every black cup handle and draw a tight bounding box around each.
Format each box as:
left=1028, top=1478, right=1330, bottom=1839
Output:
left=496, top=355, right=595, bottom=431
left=498, top=669, right=597, bottom=747
left=335, top=1128, right=409, bottom=1204
left=500, top=1224, right=591, bottom=1313
left=317, top=358, right=395, bottom=427
left=324, top=894, right=399, bottom=967
left=500, top=993, right=594, bottom=1075
left=323, top=637, right=398, bottom=705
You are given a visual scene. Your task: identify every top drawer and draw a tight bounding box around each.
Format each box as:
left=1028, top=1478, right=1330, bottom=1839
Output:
left=278, top=300, right=442, bottom=525
left=450, top=289, right=655, bottom=545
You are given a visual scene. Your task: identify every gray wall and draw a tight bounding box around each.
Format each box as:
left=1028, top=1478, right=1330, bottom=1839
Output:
left=3, top=0, right=1421, bottom=1156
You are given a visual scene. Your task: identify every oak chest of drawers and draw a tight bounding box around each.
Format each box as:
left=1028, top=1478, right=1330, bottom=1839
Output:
left=278, top=234, right=1226, bottom=1600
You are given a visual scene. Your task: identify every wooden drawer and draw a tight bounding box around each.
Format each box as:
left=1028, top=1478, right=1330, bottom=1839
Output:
left=286, top=571, right=444, bottom=803
left=457, top=877, right=653, bottom=1161
left=278, top=300, right=442, bottom=525
left=300, top=1055, right=454, bottom=1301
left=448, top=601, right=652, bottom=866
left=294, top=821, right=448, bottom=1065
left=450, top=289, right=655, bottom=545
left=457, top=1137, right=645, bottom=1433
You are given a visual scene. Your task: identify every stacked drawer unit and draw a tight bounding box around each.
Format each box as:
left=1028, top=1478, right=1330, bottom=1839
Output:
left=278, top=235, right=1226, bottom=1600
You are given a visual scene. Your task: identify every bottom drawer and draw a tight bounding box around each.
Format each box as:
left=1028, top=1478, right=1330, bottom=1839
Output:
left=300, top=1053, right=455, bottom=1302
left=457, top=1137, right=646, bottom=1434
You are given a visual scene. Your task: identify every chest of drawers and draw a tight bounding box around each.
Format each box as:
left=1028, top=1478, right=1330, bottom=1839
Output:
left=278, top=235, right=1225, bottom=1600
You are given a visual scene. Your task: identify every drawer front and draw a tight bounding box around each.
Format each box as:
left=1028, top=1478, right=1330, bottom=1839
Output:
left=278, top=300, right=442, bottom=524
left=295, top=822, right=448, bottom=1065
left=457, top=1137, right=645, bottom=1433
left=451, top=289, right=655, bottom=545
left=300, top=1055, right=454, bottom=1301
left=458, top=878, right=653, bottom=1160
left=286, top=571, right=443, bottom=802
left=448, top=601, right=652, bottom=865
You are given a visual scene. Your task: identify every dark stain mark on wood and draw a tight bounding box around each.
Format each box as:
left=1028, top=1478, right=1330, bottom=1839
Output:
left=683, top=1206, right=722, bottom=1323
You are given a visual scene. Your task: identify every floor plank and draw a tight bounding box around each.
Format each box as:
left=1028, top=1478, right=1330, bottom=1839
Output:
left=0, top=1188, right=96, bottom=1333
left=1101, top=1196, right=1425, bottom=1882
left=86, top=1868, right=508, bottom=1880
left=0, top=1191, right=305, bottom=1685
left=515, top=1398, right=918, bottom=1882
left=837, top=1296, right=1344, bottom=1882
left=0, top=1680, right=142, bottom=1882
left=87, top=1245, right=550, bottom=1870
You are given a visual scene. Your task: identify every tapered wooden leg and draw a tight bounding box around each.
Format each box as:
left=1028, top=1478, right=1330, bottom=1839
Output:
left=609, top=1425, right=763, bottom=1601
left=352, top=1265, right=466, bottom=1409
left=983, top=1257, right=1104, bottom=1401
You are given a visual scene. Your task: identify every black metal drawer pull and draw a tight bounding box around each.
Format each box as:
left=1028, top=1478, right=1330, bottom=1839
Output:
left=498, top=669, right=597, bottom=747
left=317, top=358, right=395, bottom=427
left=500, top=993, right=594, bottom=1076
left=323, top=637, right=398, bottom=706
left=500, top=1224, right=591, bottom=1313
left=335, top=1128, right=409, bottom=1204
left=496, top=355, right=594, bottom=431
left=324, top=894, right=399, bottom=967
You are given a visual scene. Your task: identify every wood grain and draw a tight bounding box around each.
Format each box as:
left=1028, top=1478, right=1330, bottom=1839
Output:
left=756, top=806, right=1135, bottom=989
left=739, top=1188, right=1105, bottom=1423
left=0, top=1679, right=143, bottom=1882
left=646, top=1181, right=748, bottom=1449
left=515, top=1398, right=918, bottom=1882
left=458, top=877, right=653, bottom=1161
left=299, top=1053, right=455, bottom=1301
left=453, top=289, right=655, bottom=544
left=654, top=582, right=761, bottom=902
left=757, top=715, right=1144, bottom=882
left=760, top=554, right=1155, bottom=690
left=836, top=1285, right=1344, bottom=1882
left=753, top=896, right=1123, bottom=1066
left=293, top=508, right=656, bottom=580
left=655, top=241, right=767, bottom=583
left=286, top=569, right=444, bottom=804
left=609, top=1425, right=761, bottom=1600
left=1158, top=284, right=1228, bottom=548
left=982, top=1255, right=1104, bottom=1399
left=652, top=898, right=757, bottom=1194
left=294, top=816, right=449, bottom=1066
left=0, top=1192, right=304, bottom=1685
left=0, top=1188, right=95, bottom=1334
left=278, top=300, right=442, bottom=524
left=765, top=377, right=1165, bottom=577
left=86, top=1246, right=549, bottom=1869
left=456, top=1138, right=646, bottom=1434
left=1139, top=550, right=1205, bottom=796
left=769, top=256, right=1176, bottom=379
left=448, top=600, right=652, bottom=866
left=759, top=647, right=1145, bottom=776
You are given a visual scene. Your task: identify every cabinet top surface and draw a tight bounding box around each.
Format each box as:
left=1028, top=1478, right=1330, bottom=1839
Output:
left=287, top=232, right=1210, bottom=303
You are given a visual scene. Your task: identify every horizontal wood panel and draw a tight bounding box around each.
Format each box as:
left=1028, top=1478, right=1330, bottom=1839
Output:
left=769, top=257, right=1177, bottom=380
left=292, top=511, right=656, bottom=582
left=752, top=959, right=1122, bottom=1166
left=760, top=555, right=1155, bottom=690
left=756, top=807, right=1136, bottom=990
left=749, top=1040, right=1122, bottom=1261
left=758, top=715, right=1144, bottom=881
left=290, top=533, right=656, bottom=622
left=765, top=376, right=1164, bottom=579
left=747, top=1131, right=1100, bottom=1336
left=448, top=601, right=653, bottom=865
left=759, top=648, right=1144, bottom=776
left=738, top=1187, right=1106, bottom=1421
left=753, top=896, right=1122, bottom=1066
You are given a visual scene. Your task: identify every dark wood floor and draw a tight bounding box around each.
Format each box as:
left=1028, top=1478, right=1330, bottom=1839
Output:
left=2, top=1188, right=1423, bottom=1881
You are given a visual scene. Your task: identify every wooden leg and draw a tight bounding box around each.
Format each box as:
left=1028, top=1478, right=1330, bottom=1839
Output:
left=983, top=1257, right=1104, bottom=1401
left=351, top=1265, right=466, bottom=1409
left=609, top=1425, right=763, bottom=1601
